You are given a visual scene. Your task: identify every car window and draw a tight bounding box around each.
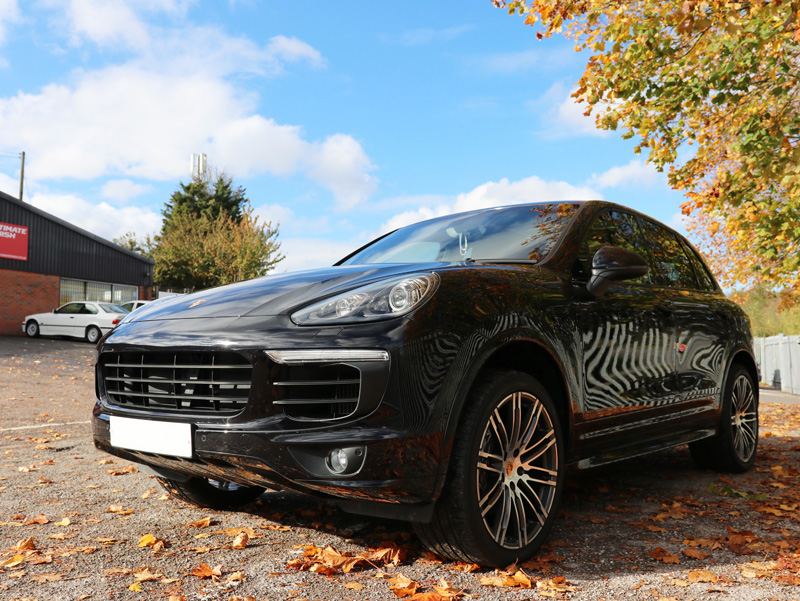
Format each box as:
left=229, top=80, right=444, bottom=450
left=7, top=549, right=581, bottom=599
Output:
left=680, top=240, right=717, bottom=291
left=575, top=210, right=651, bottom=284
left=56, top=303, right=83, bottom=314
left=82, top=304, right=99, bottom=314
left=638, top=219, right=698, bottom=288
left=100, top=304, right=128, bottom=314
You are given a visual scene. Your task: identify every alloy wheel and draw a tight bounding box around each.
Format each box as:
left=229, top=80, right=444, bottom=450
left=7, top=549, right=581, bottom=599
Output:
left=730, top=374, right=758, bottom=463
left=476, top=391, right=559, bottom=549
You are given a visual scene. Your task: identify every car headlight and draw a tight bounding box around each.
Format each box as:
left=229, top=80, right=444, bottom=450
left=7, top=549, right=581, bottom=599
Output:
left=291, top=273, right=439, bottom=325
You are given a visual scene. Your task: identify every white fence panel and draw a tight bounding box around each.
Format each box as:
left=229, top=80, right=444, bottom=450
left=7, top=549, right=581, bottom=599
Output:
left=753, top=335, right=800, bottom=395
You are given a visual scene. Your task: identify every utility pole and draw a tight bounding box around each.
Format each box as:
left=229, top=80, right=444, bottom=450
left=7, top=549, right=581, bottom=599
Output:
left=18, top=151, right=25, bottom=201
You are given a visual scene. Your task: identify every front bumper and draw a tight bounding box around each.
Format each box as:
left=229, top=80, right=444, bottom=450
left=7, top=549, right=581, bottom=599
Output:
left=91, top=319, right=451, bottom=516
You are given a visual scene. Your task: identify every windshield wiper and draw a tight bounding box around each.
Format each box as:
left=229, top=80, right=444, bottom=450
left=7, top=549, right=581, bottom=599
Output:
left=464, top=258, right=539, bottom=265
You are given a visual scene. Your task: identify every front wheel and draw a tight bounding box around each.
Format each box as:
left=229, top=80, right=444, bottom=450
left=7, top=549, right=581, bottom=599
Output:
left=690, top=363, right=758, bottom=473
left=414, top=370, right=564, bottom=567
left=157, top=477, right=266, bottom=510
left=25, top=320, right=40, bottom=338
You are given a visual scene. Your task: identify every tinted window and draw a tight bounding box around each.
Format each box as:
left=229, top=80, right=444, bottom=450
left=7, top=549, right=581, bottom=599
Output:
left=100, top=304, right=128, bottom=314
left=81, top=304, right=99, bottom=314
left=638, top=219, right=698, bottom=288
left=575, top=210, right=650, bottom=284
left=56, top=303, right=83, bottom=314
left=682, top=241, right=717, bottom=291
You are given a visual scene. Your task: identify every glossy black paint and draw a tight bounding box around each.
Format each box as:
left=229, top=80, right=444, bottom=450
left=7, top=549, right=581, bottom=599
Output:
left=92, top=201, right=757, bottom=520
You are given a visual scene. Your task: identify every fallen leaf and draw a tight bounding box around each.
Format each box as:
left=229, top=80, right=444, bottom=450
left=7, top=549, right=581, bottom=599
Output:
left=650, top=547, right=680, bottom=564
left=231, top=532, right=249, bottom=549
left=190, top=562, right=222, bottom=580
left=683, top=548, right=711, bottom=560
left=187, top=517, right=212, bottom=529
left=30, top=573, right=62, bottom=582
left=54, top=518, right=70, bottom=527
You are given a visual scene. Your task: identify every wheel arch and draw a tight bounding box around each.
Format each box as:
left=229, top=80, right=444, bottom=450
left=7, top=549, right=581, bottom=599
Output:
left=433, top=336, right=574, bottom=500
left=728, top=346, right=759, bottom=404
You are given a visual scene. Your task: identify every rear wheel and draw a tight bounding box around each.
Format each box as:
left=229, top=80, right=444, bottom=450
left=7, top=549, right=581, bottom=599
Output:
left=414, top=371, right=564, bottom=567
left=25, top=320, right=40, bottom=338
left=157, top=477, right=266, bottom=510
left=690, top=363, right=758, bottom=473
left=85, top=326, right=101, bottom=344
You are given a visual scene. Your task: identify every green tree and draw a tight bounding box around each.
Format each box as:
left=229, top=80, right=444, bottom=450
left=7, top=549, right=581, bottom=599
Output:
left=161, top=173, right=246, bottom=235
left=499, top=0, right=800, bottom=299
left=113, top=232, right=154, bottom=257
left=153, top=202, right=283, bottom=291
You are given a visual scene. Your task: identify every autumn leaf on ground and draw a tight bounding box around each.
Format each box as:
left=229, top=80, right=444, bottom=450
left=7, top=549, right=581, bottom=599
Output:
left=190, top=562, right=223, bottom=580
left=536, top=575, right=577, bottom=597
left=386, top=573, right=418, bottom=597
left=54, top=517, right=70, bottom=527
left=288, top=542, right=407, bottom=575
left=133, top=566, right=161, bottom=582
left=688, top=570, right=719, bottom=583
left=478, top=566, right=534, bottom=589
left=228, top=571, right=246, bottom=582
left=452, top=561, right=481, bottom=573
left=14, top=536, right=36, bottom=551
left=650, top=547, right=680, bottom=564
left=231, top=532, right=249, bottom=549
left=432, top=579, right=466, bottom=598
left=683, top=548, right=712, bottom=560
left=23, top=514, right=49, bottom=525
left=107, top=505, right=133, bottom=516
left=30, top=573, right=62, bottom=582
left=0, top=554, right=25, bottom=568
left=107, top=464, right=139, bottom=475
left=187, top=517, right=213, bottom=529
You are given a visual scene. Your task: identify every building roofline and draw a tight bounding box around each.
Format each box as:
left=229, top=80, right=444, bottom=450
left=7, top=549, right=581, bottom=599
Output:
left=0, top=188, right=155, bottom=265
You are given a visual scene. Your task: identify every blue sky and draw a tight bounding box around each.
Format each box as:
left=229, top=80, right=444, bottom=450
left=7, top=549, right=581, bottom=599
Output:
left=0, top=1, right=688, bottom=273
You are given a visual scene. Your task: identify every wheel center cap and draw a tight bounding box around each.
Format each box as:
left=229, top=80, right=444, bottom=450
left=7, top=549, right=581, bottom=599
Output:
left=505, top=461, right=514, bottom=477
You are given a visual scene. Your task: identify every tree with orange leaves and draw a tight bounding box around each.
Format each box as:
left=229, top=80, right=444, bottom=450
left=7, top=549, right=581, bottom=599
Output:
left=497, top=0, right=800, bottom=299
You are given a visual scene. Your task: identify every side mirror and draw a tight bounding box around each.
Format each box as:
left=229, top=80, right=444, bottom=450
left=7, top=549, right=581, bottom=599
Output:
left=586, top=246, right=649, bottom=297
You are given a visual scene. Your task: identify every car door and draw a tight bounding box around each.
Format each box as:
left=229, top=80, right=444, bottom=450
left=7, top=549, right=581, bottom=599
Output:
left=75, top=302, right=100, bottom=337
left=43, top=302, right=84, bottom=336
left=571, top=210, right=681, bottom=456
left=667, top=236, right=729, bottom=428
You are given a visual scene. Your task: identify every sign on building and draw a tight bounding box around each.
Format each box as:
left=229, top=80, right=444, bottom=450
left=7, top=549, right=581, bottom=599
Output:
left=0, top=221, right=29, bottom=261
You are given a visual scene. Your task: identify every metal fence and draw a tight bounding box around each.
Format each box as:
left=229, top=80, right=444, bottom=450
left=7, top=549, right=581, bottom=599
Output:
left=753, top=335, right=800, bottom=395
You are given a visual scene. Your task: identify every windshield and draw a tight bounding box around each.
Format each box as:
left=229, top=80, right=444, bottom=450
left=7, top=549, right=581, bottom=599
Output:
left=342, top=203, right=581, bottom=265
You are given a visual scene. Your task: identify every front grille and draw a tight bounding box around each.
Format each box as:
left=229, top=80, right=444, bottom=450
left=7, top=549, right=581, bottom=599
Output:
left=272, top=364, right=360, bottom=421
left=102, top=351, right=252, bottom=414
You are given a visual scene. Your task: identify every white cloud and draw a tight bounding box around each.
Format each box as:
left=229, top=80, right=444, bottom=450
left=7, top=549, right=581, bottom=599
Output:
left=0, top=62, right=376, bottom=207
left=308, top=134, right=377, bottom=210
left=379, top=175, right=600, bottom=234
left=591, top=159, right=661, bottom=189
left=397, top=25, right=473, bottom=46
left=473, top=47, right=575, bottom=75
left=0, top=0, right=21, bottom=45
left=65, top=0, right=151, bottom=51
left=275, top=237, right=356, bottom=274
left=101, top=179, right=154, bottom=201
left=254, top=202, right=333, bottom=236
left=0, top=170, right=18, bottom=197
left=667, top=211, right=689, bottom=235
left=266, top=35, right=326, bottom=69
left=532, top=83, right=617, bottom=139
left=28, top=192, right=162, bottom=241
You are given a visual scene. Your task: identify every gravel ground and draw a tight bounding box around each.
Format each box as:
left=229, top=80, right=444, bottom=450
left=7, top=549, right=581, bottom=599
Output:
left=1, top=335, right=799, bottom=601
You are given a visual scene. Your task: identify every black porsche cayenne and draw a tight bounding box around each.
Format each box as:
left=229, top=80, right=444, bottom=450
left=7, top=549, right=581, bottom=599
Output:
left=92, top=201, right=758, bottom=567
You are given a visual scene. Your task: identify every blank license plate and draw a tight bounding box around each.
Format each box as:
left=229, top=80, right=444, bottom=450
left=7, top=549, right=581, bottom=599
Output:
left=109, top=416, right=193, bottom=458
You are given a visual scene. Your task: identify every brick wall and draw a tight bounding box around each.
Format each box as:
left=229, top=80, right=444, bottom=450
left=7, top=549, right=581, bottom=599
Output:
left=0, top=269, right=60, bottom=336
left=138, top=285, right=154, bottom=301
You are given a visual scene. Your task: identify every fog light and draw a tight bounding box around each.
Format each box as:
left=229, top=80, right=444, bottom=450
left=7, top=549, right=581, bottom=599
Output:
left=328, top=448, right=349, bottom=474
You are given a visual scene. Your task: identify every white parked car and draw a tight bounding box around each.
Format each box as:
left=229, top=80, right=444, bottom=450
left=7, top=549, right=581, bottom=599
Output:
left=23, top=301, right=128, bottom=343
left=120, top=300, right=151, bottom=313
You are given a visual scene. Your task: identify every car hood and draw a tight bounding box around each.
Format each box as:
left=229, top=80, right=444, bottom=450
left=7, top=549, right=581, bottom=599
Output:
left=127, top=263, right=450, bottom=321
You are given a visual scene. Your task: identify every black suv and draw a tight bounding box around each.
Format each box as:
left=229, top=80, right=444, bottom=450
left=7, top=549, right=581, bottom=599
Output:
left=92, top=201, right=757, bottom=567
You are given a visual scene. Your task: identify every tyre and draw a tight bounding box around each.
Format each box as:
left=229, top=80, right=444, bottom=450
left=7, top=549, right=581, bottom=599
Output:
left=85, top=326, right=102, bottom=344
left=25, top=320, right=40, bottom=338
left=690, top=363, right=758, bottom=473
left=157, top=477, right=266, bottom=510
left=414, top=370, right=564, bottom=567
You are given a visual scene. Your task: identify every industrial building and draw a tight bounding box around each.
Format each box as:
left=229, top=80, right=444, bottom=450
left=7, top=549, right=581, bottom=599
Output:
left=0, top=189, right=154, bottom=336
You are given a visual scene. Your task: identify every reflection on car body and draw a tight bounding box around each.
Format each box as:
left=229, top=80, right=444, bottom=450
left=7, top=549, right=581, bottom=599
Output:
left=92, top=201, right=758, bottom=566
